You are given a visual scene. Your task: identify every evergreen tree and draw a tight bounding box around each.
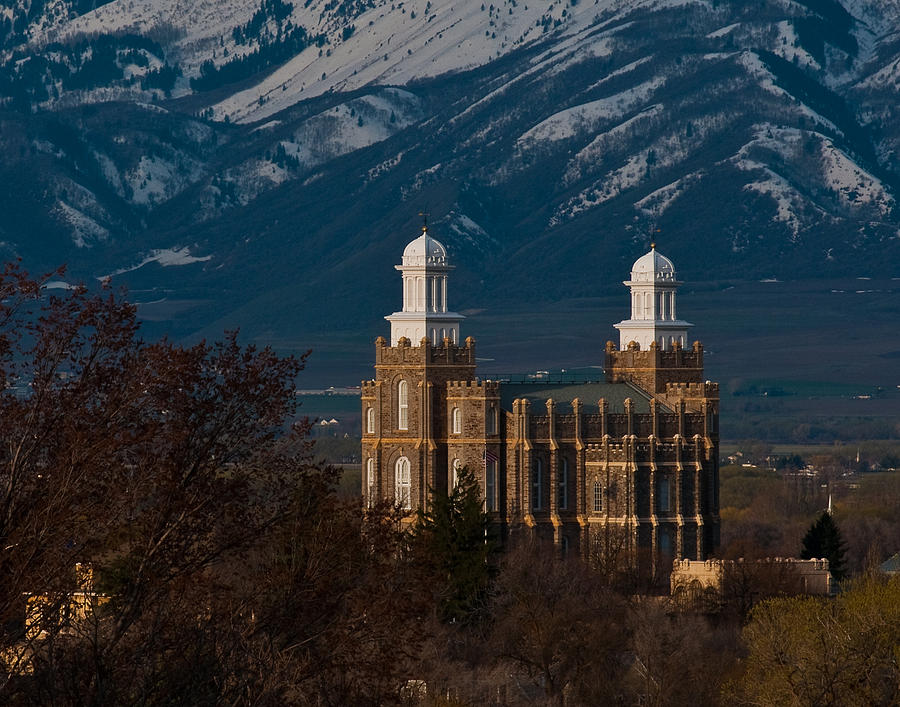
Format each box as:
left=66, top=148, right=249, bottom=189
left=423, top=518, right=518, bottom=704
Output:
left=800, top=511, right=847, bottom=581
left=410, top=466, right=494, bottom=624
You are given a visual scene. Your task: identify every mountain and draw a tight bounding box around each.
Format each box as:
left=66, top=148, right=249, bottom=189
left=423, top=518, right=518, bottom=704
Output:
left=1, top=0, right=899, bottom=381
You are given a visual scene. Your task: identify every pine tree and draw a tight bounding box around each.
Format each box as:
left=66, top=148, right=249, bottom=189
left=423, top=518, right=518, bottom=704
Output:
left=800, top=511, right=847, bottom=581
left=410, top=466, right=493, bottom=624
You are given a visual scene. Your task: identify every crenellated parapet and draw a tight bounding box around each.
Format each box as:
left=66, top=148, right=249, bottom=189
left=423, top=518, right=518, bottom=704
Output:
left=605, top=339, right=705, bottom=395
left=524, top=402, right=709, bottom=441
left=374, top=335, right=477, bottom=367
left=446, top=379, right=501, bottom=397
left=665, top=381, right=719, bottom=399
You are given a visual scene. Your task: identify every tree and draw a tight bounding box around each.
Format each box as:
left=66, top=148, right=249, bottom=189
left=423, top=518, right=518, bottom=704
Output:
left=728, top=576, right=900, bottom=706
left=801, top=511, right=847, bottom=581
left=490, top=540, right=629, bottom=706
left=0, top=264, right=388, bottom=704
left=409, top=466, right=492, bottom=624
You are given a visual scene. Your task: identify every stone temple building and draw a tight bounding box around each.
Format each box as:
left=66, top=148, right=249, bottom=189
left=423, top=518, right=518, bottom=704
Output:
left=361, top=225, right=720, bottom=562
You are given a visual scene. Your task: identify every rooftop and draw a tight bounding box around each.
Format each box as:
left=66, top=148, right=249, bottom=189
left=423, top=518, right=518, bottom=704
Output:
left=496, top=380, right=654, bottom=414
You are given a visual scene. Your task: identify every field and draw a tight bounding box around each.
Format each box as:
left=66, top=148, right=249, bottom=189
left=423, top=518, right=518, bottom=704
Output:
left=288, top=276, right=899, bottom=443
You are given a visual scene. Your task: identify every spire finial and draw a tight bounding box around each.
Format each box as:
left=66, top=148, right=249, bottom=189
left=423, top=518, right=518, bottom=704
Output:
left=419, top=211, right=429, bottom=233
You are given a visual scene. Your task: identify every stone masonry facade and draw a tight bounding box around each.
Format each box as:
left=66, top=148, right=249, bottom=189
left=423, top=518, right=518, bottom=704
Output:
left=362, top=237, right=720, bottom=564
left=362, top=336, right=720, bottom=563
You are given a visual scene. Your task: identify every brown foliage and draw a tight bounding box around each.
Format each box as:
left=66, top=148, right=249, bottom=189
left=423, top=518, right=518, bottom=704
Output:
left=0, top=265, right=419, bottom=705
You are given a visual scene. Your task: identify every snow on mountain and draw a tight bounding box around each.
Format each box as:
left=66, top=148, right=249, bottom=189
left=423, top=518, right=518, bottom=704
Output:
left=278, top=89, right=422, bottom=167
left=103, top=247, right=214, bottom=278
left=54, top=201, right=111, bottom=248
left=4, top=0, right=900, bottom=342
left=517, top=78, right=665, bottom=146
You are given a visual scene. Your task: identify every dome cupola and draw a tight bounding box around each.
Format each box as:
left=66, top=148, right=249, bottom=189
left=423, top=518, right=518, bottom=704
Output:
left=386, top=223, right=463, bottom=346
left=614, top=245, right=692, bottom=351
left=402, top=230, right=448, bottom=267
left=628, top=245, right=677, bottom=283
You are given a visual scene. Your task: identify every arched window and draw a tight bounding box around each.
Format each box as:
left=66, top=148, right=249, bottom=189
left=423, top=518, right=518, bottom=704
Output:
left=593, top=480, right=602, bottom=512
left=485, top=458, right=497, bottom=512
left=659, top=527, right=672, bottom=555
left=532, top=458, right=542, bottom=510
left=452, top=407, right=461, bottom=435
left=397, top=380, right=408, bottom=430
left=395, top=457, right=411, bottom=510
left=366, top=407, right=375, bottom=434
left=558, top=458, right=568, bottom=510
left=452, top=458, right=462, bottom=489
left=657, top=476, right=670, bottom=514
left=486, top=404, right=497, bottom=435
left=366, top=458, right=375, bottom=507
left=657, top=292, right=664, bottom=319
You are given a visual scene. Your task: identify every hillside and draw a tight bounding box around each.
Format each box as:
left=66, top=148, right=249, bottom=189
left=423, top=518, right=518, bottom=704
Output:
left=0, top=0, right=898, bottom=385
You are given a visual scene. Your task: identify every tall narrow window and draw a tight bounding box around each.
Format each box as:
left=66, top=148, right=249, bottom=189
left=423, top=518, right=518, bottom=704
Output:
left=659, top=527, right=672, bottom=555
left=395, top=457, right=411, bottom=510
left=452, top=407, right=461, bottom=435
left=532, top=458, right=542, bottom=510
left=366, top=458, right=375, bottom=507
left=397, top=380, right=408, bottom=430
left=657, top=476, right=670, bottom=514
left=593, top=480, right=602, bottom=512
left=486, top=459, right=497, bottom=512
left=366, top=407, right=375, bottom=434
left=487, top=404, right=498, bottom=435
left=558, top=458, right=568, bottom=510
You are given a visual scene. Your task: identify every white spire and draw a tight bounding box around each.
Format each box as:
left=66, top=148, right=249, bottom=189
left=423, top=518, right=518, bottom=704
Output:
left=385, top=224, right=464, bottom=346
left=614, top=245, right=693, bottom=351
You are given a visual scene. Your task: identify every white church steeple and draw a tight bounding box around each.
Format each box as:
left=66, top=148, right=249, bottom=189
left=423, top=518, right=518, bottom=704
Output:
left=385, top=224, right=463, bottom=346
left=614, top=245, right=692, bottom=351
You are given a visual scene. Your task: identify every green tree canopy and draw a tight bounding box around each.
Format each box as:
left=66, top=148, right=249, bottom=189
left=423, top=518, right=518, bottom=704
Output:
left=801, top=511, right=847, bottom=580
left=409, top=466, right=493, bottom=624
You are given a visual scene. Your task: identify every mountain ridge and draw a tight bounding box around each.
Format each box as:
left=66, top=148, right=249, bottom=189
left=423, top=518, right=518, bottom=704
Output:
left=0, top=0, right=897, bottom=363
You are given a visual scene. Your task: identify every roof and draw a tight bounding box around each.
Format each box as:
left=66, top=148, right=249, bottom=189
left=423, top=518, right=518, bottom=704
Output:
left=881, top=552, right=900, bottom=575
left=497, top=381, right=653, bottom=414
left=401, top=229, right=448, bottom=267
left=629, top=245, right=677, bottom=283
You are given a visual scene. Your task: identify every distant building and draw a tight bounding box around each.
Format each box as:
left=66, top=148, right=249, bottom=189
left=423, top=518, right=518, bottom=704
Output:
left=671, top=558, right=834, bottom=596
left=881, top=552, right=900, bottom=576
left=362, top=225, right=720, bottom=563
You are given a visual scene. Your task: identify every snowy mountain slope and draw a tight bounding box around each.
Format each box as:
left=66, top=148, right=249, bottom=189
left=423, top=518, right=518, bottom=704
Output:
left=0, top=0, right=898, bottom=349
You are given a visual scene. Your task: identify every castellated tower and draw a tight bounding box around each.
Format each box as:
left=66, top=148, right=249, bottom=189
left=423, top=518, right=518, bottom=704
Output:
left=362, top=226, right=501, bottom=517
left=363, top=235, right=720, bottom=565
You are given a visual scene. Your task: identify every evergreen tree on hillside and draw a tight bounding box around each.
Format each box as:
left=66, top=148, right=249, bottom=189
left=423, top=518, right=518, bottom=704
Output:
left=410, top=466, right=494, bottom=624
left=800, top=511, right=847, bottom=581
